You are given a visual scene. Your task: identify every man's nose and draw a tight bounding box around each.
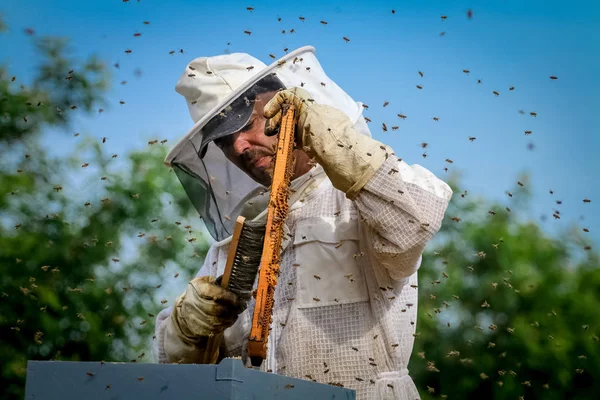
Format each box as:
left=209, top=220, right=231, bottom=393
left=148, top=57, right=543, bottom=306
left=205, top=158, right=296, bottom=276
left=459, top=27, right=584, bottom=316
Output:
left=231, top=132, right=250, bottom=156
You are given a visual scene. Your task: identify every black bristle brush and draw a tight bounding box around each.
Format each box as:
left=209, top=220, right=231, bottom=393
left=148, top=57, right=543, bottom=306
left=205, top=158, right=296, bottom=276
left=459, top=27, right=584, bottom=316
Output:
left=203, top=215, right=266, bottom=363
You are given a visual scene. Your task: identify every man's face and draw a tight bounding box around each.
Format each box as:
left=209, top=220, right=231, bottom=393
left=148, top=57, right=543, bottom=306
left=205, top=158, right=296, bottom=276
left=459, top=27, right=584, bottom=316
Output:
left=214, top=91, right=280, bottom=186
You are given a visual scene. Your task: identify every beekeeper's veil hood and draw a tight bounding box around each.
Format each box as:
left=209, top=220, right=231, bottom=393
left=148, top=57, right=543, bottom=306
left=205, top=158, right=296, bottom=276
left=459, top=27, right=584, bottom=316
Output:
left=165, top=46, right=372, bottom=242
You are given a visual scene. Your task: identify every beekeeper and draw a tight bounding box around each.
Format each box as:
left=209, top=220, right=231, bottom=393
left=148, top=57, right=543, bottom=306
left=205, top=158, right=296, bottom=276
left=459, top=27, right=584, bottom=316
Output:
left=153, top=46, right=453, bottom=400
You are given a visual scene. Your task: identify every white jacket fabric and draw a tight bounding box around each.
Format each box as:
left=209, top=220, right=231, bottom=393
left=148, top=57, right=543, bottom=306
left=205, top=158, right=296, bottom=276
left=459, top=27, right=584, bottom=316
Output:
left=153, top=146, right=453, bottom=399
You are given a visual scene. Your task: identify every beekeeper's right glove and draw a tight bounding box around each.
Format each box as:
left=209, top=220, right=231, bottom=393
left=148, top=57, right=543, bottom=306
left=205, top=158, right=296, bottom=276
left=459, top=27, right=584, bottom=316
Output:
left=163, top=276, right=246, bottom=364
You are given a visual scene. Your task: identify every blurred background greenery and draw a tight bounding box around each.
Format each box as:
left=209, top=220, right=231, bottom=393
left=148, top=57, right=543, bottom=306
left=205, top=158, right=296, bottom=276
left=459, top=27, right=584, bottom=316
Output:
left=1, top=34, right=598, bottom=400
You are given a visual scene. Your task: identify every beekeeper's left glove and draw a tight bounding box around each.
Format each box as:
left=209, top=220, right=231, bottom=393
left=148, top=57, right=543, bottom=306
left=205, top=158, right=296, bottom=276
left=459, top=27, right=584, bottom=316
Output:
left=263, top=87, right=391, bottom=200
left=163, top=276, right=246, bottom=364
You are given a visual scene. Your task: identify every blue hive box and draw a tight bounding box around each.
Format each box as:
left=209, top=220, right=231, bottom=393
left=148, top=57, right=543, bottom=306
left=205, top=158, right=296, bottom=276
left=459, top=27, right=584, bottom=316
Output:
left=25, top=357, right=356, bottom=399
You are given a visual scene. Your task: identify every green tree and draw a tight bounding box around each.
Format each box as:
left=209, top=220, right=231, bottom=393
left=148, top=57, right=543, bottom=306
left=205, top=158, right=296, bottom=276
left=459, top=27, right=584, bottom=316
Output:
left=0, top=35, right=210, bottom=399
left=411, top=174, right=599, bottom=400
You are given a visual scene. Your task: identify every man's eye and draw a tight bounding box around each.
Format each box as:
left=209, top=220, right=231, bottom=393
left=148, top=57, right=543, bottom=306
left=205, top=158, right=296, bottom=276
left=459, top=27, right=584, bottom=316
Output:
left=214, top=136, right=229, bottom=148
left=241, top=121, right=254, bottom=132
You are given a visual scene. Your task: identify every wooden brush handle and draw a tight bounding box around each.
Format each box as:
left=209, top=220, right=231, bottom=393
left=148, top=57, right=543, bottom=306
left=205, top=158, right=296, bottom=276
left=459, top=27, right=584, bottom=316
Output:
left=203, top=216, right=246, bottom=364
left=248, top=104, right=296, bottom=367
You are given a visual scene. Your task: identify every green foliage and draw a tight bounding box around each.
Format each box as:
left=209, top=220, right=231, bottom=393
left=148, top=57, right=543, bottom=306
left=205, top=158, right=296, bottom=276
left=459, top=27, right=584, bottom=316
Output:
left=0, top=36, right=209, bottom=399
left=411, top=175, right=600, bottom=399
left=0, top=35, right=109, bottom=147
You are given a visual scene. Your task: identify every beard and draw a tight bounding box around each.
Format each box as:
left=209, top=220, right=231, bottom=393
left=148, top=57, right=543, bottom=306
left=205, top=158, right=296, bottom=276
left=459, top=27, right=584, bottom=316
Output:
left=241, top=147, right=274, bottom=186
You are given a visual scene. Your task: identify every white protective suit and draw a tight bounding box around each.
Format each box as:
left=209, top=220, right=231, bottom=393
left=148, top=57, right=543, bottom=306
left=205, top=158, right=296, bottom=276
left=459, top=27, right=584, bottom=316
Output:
left=154, top=46, right=453, bottom=400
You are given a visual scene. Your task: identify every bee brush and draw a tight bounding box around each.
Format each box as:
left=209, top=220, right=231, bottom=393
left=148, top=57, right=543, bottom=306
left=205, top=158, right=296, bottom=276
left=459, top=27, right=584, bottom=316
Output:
left=203, top=215, right=266, bottom=364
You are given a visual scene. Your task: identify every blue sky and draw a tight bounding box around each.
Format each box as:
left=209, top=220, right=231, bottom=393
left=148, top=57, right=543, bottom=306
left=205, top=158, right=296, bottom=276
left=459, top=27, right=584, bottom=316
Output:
left=1, top=0, right=599, bottom=246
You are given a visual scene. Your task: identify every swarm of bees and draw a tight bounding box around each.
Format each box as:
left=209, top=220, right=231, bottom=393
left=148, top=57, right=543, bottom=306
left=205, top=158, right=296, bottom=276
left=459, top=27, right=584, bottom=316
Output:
left=4, top=4, right=595, bottom=400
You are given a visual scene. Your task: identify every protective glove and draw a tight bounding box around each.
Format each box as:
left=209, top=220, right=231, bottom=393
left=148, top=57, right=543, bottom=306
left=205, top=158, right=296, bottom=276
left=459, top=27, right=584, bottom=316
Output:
left=163, top=276, right=246, bottom=364
left=263, top=87, right=391, bottom=200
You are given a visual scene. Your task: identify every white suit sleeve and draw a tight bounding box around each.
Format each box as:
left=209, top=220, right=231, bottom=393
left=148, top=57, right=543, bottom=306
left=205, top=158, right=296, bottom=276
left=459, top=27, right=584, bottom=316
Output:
left=354, top=154, right=453, bottom=282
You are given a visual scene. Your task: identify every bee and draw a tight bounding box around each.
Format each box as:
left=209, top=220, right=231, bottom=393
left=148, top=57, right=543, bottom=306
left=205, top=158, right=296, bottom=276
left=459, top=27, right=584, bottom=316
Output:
left=469, top=137, right=476, bottom=141
left=143, top=21, right=150, bottom=24
left=246, top=66, right=254, bottom=71
left=313, top=275, right=321, bottom=280
left=583, top=198, right=591, bottom=203
left=299, top=16, right=305, bottom=21
left=382, top=123, right=387, bottom=132
left=418, top=71, right=423, bottom=77
left=392, top=126, right=399, bottom=130
left=493, top=91, right=499, bottom=96
left=133, top=32, right=141, bottom=37
left=244, top=30, right=251, bottom=35
left=441, top=15, right=447, bottom=20
left=524, top=130, right=532, bottom=135
left=148, top=140, right=158, bottom=145
left=169, top=50, right=175, bottom=55
left=383, top=101, right=389, bottom=107
left=247, top=7, right=254, bottom=11
left=125, top=49, right=132, bottom=54
left=509, top=86, right=515, bottom=90
left=86, top=372, right=95, bottom=377
left=477, top=79, right=482, bottom=84
left=269, top=54, right=276, bottom=59
left=137, top=377, right=145, bottom=381
left=463, top=69, right=470, bottom=75
left=432, top=117, right=439, bottom=121
left=313, top=297, right=320, bottom=302
left=451, top=217, right=461, bottom=222
left=440, top=32, right=445, bottom=36
left=518, top=181, right=524, bottom=186
left=343, top=37, right=350, bottom=42
left=320, top=20, right=328, bottom=25
left=550, top=76, right=558, bottom=80
left=82, top=163, right=89, bottom=168
left=416, top=85, right=423, bottom=89
left=530, top=111, right=537, bottom=117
